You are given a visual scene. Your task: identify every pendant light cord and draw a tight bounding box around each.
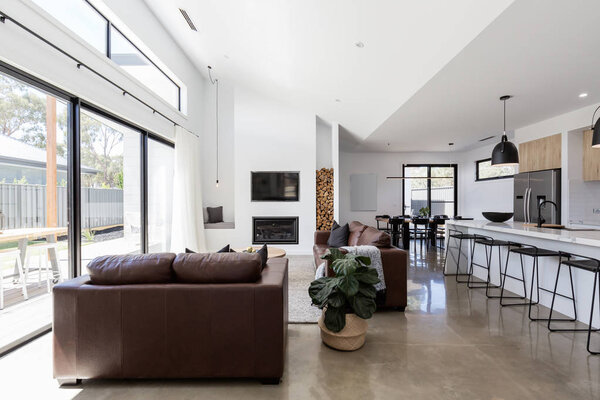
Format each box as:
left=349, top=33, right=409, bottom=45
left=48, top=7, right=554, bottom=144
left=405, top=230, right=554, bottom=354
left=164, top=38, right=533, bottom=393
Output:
left=503, top=98, right=506, bottom=135
left=208, top=67, right=219, bottom=186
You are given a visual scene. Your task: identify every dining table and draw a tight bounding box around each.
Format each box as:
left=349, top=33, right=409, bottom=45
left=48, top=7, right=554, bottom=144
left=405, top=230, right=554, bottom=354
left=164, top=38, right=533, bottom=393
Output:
left=0, top=227, right=68, bottom=278
left=376, top=217, right=457, bottom=249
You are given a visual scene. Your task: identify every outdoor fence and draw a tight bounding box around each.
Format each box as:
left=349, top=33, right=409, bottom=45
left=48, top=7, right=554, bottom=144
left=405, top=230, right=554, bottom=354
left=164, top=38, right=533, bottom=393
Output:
left=0, top=183, right=123, bottom=230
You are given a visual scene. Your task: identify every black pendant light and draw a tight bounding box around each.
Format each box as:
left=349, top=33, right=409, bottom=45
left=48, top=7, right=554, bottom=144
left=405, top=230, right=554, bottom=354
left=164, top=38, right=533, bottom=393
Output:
left=590, top=105, right=600, bottom=148
left=491, top=95, right=519, bottom=166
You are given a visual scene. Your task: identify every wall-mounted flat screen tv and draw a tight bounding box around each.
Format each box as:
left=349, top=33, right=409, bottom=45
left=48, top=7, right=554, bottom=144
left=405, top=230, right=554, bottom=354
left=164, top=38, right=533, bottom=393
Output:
left=251, top=172, right=299, bottom=201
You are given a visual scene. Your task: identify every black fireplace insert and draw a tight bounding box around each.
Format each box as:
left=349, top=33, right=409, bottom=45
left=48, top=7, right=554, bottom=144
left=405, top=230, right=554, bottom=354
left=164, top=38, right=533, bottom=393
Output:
left=252, top=217, right=299, bottom=244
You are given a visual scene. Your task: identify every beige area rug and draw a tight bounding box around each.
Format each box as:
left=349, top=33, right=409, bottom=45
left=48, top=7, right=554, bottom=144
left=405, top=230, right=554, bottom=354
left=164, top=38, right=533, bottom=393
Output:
left=287, top=255, right=322, bottom=324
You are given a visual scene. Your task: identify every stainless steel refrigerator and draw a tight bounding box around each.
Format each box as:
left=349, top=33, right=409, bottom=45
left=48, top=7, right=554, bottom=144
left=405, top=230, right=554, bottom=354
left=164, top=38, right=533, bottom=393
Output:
left=514, top=169, right=561, bottom=224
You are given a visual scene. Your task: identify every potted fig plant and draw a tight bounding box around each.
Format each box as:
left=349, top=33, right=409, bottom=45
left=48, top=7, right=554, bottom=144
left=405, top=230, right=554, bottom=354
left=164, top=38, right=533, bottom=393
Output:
left=308, top=248, right=380, bottom=351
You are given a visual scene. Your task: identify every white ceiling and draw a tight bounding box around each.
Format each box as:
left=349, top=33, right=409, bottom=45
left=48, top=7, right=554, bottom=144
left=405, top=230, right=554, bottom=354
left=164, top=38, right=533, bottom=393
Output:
left=362, top=0, right=600, bottom=152
left=142, top=0, right=514, bottom=142
left=141, top=0, right=600, bottom=153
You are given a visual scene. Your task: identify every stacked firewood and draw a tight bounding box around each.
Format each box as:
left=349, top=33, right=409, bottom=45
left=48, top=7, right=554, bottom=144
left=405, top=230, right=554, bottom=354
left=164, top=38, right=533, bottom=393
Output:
left=316, top=168, right=334, bottom=230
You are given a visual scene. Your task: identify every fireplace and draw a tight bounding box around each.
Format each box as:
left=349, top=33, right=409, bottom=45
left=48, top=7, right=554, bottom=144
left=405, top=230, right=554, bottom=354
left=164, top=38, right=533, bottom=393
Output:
left=253, top=217, right=299, bottom=245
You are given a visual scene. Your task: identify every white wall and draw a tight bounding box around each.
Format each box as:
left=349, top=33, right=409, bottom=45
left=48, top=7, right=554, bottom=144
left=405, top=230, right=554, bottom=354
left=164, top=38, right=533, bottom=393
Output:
left=339, top=151, right=461, bottom=226
left=204, top=88, right=316, bottom=254
left=458, top=143, right=514, bottom=218
left=201, top=81, right=235, bottom=223
left=316, top=117, right=332, bottom=169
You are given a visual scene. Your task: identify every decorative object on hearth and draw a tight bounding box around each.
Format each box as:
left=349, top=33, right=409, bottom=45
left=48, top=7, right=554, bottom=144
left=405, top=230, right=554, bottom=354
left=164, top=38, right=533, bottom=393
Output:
left=491, top=95, right=519, bottom=166
left=309, top=248, right=379, bottom=351
left=208, top=66, right=220, bottom=187
left=316, top=167, right=334, bottom=230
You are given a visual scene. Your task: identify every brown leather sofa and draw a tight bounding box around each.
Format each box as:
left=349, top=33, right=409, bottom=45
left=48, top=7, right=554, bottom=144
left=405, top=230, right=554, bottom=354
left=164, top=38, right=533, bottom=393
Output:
left=313, top=221, right=407, bottom=310
left=53, top=252, right=288, bottom=385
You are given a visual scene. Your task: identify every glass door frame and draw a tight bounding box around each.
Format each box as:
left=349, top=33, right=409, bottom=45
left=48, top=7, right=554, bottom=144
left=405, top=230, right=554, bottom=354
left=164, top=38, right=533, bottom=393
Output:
left=402, top=164, right=458, bottom=217
left=0, top=60, right=175, bottom=280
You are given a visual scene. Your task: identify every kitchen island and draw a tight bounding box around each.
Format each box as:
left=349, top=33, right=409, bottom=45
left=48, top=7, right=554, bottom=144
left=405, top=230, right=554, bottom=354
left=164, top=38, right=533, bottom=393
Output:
left=445, top=220, right=600, bottom=326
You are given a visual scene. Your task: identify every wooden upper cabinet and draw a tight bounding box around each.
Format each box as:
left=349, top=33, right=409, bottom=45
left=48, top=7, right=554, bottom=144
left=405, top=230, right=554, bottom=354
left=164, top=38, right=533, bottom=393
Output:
left=518, top=133, right=561, bottom=173
left=583, top=129, right=600, bottom=181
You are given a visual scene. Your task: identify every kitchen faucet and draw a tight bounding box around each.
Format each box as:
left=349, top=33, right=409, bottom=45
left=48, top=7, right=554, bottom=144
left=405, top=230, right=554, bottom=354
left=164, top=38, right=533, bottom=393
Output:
left=537, top=200, right=558, bottom=228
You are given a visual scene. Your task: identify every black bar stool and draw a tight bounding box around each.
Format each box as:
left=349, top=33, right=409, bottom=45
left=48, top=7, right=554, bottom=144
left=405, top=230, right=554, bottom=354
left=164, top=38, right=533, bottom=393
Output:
left=500, top=243, right=570, bottom=323
left=468, top=236, right=511, bottom=298
left=443, top=228, right=481, bottom=282
left=548, top=252, right=600, bottom=355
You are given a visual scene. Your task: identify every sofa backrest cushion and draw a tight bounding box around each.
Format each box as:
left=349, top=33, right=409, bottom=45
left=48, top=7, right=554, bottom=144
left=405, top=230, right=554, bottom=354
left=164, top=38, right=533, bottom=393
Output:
left=173, top=252, right=262, bottom=283
left=357, top=226, right=391, bottom=248
left=347, top=221, right=368, bottom=246
left=88, top=253, right=176, bottom=285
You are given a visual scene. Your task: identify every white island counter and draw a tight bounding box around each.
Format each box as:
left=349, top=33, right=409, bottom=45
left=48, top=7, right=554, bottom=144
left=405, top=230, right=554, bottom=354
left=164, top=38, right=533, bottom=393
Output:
left=444, top=220, right=600, bottom=327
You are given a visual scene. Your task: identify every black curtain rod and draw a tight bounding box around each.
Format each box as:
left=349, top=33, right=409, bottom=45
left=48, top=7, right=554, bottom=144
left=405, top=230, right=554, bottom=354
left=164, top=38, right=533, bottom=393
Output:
left=0, top=9, right=183, bottom=130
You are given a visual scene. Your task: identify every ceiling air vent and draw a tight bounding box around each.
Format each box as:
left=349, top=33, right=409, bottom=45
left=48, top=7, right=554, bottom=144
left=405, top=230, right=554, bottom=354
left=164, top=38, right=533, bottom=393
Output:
left=479, top=135, right=496, bottom=142
left=179, top=8, right=197, bottom=31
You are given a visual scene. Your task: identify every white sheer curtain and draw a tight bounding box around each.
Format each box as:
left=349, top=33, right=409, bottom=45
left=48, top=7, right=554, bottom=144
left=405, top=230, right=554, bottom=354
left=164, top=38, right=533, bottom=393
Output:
left=170, top=126, right=207, bottom=253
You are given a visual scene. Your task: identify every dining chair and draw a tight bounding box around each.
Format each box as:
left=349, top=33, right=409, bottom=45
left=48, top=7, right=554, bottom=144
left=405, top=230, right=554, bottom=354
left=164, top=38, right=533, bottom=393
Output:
left=0, top=249, right=27, bottom=309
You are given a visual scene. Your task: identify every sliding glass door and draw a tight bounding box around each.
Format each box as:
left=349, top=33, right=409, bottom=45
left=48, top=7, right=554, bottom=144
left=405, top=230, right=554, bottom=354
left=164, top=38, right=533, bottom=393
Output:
left=402, top=164, right=458, bottom=217
left=0, top=70, right=72, bottom=352
left=79, top=109, right=142, bottom=271
left=0, top=61, right=175, bottom=354
left=148, top=139, right=174, bottom=252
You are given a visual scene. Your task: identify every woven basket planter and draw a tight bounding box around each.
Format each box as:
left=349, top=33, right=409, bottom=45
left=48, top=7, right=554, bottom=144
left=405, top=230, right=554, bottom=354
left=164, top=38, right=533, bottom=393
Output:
left=318, top=312, right=368, bottom=351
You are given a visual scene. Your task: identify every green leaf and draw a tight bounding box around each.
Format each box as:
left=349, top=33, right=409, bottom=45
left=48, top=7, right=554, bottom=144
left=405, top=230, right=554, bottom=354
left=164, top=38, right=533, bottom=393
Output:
left=357, top=283, right=377, bottom=299
left=331, top=257, right=360, bottom=276
left=320, top=248, right=346, bottom=262
left=309, top=277, right=339, bottom=307
left=328, top=291, right=346, bottom=308
left=354, top=255, right=371, bottom=266
left=351, top=295, right=377, bottom=319
left=324, top=306, right=346, bottom=332
left=337, top=275, right=359, bottom=297
left=354, top=267, right=380, bottom=285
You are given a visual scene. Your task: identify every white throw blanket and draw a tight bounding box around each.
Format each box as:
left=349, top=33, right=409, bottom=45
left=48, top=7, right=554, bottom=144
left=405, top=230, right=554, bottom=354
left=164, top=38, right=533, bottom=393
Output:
left=315, top=245, right=386, bottom=291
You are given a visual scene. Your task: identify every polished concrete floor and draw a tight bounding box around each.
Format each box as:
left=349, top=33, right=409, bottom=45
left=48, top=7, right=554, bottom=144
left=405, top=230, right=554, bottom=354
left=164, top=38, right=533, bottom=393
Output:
left=1, top=246, right=599, bottom=399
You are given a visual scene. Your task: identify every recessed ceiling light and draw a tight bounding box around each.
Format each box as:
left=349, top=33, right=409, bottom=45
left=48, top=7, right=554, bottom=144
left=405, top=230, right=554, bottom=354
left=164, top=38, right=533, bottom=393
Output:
left=354, top=41, right=365, bottom=48
left=335, top=99, right=341, bottom=103
left=223, top=54, right=230, bottom=59
left=579, top=92, right=588, bottom=98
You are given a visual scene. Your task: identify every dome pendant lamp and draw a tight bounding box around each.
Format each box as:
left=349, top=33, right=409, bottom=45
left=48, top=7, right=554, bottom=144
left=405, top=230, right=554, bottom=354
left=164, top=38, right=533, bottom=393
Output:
left=491, top=95, right=519, bottom=166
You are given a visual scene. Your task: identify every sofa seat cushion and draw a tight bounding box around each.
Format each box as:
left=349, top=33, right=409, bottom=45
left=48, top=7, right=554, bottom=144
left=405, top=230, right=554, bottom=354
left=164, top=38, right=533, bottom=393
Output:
left=358, top=226, right=391, bottom=248
left=88, top=253, right=176, bottom=285
left=173, top=252, right=262, bottom=283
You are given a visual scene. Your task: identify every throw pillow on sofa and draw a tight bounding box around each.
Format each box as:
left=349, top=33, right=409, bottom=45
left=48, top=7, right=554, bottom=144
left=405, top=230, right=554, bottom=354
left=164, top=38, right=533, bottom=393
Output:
left=173, top=252, right=262, bottom=283
left=327, top=221, right=349, bottom=248
left=256, top=244, right=268, bottom=270
left=88, top=253, right=175, bottom=285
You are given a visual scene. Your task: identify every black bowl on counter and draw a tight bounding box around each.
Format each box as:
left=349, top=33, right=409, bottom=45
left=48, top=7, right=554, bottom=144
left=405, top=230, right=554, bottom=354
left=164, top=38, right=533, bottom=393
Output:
left=482, top=212, right=514, bottom=223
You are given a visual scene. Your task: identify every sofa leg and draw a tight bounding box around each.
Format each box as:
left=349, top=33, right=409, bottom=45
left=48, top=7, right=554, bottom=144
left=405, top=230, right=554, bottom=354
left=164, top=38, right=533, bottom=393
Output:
left=395, top=306, right=406, bottom=312
left=57, top=378, right=81, bottom=386
left=261, top=378, right=281, bottom=385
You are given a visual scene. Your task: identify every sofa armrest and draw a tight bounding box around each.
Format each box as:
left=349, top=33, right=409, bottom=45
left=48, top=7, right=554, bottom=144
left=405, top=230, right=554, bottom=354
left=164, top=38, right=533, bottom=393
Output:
left=53, top=276, right=90, bottom=380
left=379, top=247, right=408, bottom=308
left=314, top=230, right=330, bottom=245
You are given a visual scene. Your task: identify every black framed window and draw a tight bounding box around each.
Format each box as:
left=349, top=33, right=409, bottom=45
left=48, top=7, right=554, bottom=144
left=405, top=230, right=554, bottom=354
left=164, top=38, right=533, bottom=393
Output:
left=475, top=158, right=517, bottom=181
left=0, top=59, right=174, bottom=354
left=402, top=164, right=458, bottom=217
left=31, top=0, right=182, bottom=111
